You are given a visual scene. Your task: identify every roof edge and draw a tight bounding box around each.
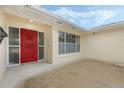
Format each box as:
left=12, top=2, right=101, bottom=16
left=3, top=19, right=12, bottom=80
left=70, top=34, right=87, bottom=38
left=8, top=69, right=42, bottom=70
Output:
left=28, top=5, right=87, bottom=32
left=90, top=21, right=124, bottom=31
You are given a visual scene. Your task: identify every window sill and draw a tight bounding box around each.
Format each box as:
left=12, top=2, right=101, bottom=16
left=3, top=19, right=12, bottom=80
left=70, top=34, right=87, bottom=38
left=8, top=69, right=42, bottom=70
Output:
left=58, top=52, right=80, bottom=58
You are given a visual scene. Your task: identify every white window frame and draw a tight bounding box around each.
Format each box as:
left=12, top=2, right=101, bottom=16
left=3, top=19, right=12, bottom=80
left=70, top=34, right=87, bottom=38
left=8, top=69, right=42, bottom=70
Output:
left=58, top=31, right=80, bottom=56
left=7, top=26, right=20, bottom=67
left=38, top=32, right=45, bottom=61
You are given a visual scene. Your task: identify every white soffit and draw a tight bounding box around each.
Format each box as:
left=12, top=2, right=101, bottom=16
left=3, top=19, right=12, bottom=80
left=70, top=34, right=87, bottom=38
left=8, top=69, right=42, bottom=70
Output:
left=0, top=5, right=55, bottom=26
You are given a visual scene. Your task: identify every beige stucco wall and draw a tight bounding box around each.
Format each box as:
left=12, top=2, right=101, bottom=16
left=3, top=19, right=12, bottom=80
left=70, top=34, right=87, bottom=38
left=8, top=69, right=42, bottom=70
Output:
left=0, top=8, right=85, bottom=84
left=83, top=25, right=124, bottom=66
left=0, top=11, right=7, bottom=79
left=0, top=11, right=53, bottom=80
left=4, top=13, right=53, bottom=64
left=0, top=10, right=85, bottom=72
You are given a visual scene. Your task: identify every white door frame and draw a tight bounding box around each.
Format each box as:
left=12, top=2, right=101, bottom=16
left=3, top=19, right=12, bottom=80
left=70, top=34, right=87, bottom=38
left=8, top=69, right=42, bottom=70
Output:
left=7, top=26, right=46, bottom=67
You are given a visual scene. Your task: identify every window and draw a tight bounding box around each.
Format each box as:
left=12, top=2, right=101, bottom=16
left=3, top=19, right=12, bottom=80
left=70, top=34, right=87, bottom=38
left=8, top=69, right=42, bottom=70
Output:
left=9, top=47, right=19, bottom=65
left=59, top=32, right=65, bottom=54
left=58, top=31, right=80, bottom=55
left=9, top=27, right=19, bottom=65
left=39, top=32, right=44, bottom=60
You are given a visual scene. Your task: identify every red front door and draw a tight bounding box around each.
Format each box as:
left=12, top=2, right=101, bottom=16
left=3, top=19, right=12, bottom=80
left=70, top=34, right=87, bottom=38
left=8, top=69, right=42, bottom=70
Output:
left=21, top=28, right=38, bottom=63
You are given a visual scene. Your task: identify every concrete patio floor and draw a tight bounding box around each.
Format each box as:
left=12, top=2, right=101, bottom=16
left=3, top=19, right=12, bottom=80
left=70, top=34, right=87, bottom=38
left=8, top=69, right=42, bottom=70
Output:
left=1, top=59, right=124, bottom=88
left=0, top=60, right=76, bottom=88
left=24, top=60, right=124, bottom=88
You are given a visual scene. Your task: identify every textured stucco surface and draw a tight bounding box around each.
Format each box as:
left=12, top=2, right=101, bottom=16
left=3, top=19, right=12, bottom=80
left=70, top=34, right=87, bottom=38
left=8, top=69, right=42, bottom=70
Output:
left=0, top=10, right=7, bottom=79
left=83, top=25, right=124, bottom=66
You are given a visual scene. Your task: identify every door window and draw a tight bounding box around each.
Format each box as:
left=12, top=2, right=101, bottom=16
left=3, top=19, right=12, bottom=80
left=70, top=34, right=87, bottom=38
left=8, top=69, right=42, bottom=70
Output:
left=9, top=27, right=19, bottom=65
left=39, top=32, right=44, bottom=60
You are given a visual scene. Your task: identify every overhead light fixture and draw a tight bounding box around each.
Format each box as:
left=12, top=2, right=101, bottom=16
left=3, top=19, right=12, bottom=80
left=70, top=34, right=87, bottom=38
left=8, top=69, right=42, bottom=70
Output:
left=29, top=19, right=34, bottom=23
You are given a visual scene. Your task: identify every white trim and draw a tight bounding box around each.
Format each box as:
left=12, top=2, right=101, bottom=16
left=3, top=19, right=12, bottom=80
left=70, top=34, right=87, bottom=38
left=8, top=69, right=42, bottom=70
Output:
left=64, top=32, right=66, bottom=54
left=38, top=46, right=45, bottom=61
left=38, top=31, right=39, bottom=61
left=39, top=45, right=44, bottom=47
left=7, top=26, right=20, bottom=67
left=90, top=21, right=124, bottom=31
left=7, top=26, right=9, bottom=67
left=38, top=32, right=46, bottom=61
left=19, top=28, right=21, bottom=65
left=43, top=31, right=46, bottom=61
left=9, top=45, right=19, bottom=47
left=58, top=31, right=81, bottom=56
left=7, top=64, right=20, bottom=67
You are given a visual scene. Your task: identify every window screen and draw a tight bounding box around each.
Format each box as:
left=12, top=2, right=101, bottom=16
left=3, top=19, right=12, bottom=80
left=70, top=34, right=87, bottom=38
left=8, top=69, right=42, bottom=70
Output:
left=39, top=47, right=44, bottom=60
left=9, top=27, right=19, bottom=45
left=9, top=27, right=20, bottom=65
left=59, top=31, right=80, bottom=55
left=39, top=32, right=44, bottom=45
left=39, top=32, right=44, bottom=60
left=9, top=47, right=19, bottom=65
